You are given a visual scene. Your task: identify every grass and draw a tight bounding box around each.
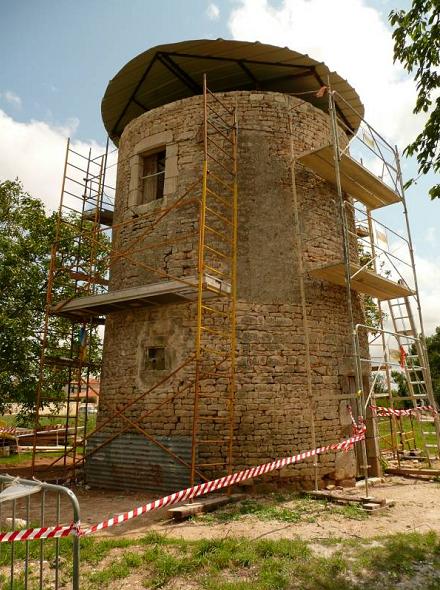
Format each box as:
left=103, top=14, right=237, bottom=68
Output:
left=0, top=413, right=97, bottom=431
left=0, top=451, right=66, bottom=465
left=377, top=415, right=436, bottom=455
left=4, top=531, right=439, bottom=590
left=0, top=415, right=17, bottom=427
left=0, top=413, right=96, bottom=466
left=193, top=494, right=368, bottom=525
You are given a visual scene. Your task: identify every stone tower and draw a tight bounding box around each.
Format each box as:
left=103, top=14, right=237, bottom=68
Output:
left=81, top=39, right=380, bottom=492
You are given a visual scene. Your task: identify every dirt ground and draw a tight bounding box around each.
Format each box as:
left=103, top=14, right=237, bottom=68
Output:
left=7, top=476, right=439, bottom=542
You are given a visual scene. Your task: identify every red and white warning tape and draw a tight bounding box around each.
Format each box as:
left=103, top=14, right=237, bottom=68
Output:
left=1, top=411, right=365, bottom=542
left=81, top=421, right=365, bottom=537
left=0, top=523, right=79, bottom=543
left=370, top=404, right=438, bottom=418
left=0, top=427, right=17, bottom=436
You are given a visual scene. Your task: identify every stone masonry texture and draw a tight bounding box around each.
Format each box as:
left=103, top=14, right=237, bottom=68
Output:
left=90, top=91, right=371, bottom=492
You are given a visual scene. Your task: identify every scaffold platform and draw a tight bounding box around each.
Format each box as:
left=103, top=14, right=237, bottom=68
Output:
left=298, top=145, right=402, bottom=210
left=310, top=262, right=413, bottom=300
left=51, top=274, right=231, bottom=320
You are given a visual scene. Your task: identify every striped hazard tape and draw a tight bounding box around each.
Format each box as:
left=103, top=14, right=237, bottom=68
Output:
left=1, top=412, right=366, bottom=542
left=0, top=523, right=79, bottom=544
left=370, top=405, right=438, bottom=418
left=0, top=427, right=17, bottom=436
left=81, top=420, right=366, bottom=536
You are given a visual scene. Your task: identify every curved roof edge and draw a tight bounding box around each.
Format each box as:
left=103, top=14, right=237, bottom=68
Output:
left=102, top=39, right=364, bottom=145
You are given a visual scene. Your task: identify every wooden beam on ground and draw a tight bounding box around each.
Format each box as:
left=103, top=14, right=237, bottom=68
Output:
left=306, top=490, right=394, bottom=511
left=386, top=468, right=440, bottom=479
left=168, top=494, right=243, bottom=521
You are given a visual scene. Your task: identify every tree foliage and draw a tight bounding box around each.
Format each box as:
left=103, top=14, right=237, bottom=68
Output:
left=425, top=326, right=440, bottom=399
left=390, top=1, right=440, bottom=198
left=358, top=242, right=386, bottom=332
left=0, top=180, right=107, bottom=421
left=391, top=328, right=440, bottom=404
left=0, top=181, right=57, bottom=414
left=391, top=370, right=409, bottom=399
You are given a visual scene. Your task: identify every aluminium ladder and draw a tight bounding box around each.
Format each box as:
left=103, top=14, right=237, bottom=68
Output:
left=387, top=296, right=440, bottom=464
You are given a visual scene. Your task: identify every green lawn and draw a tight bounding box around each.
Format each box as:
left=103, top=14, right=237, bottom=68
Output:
left=1, top=413, right=95, bottom=467
left=2, top=530, right=440, bottom=590
left=192, top=493, right=368, bottom=525
left=377, top=415, right=436, bottom=455
left=1, top=414, right=96, bottom=431
left=0, top=450, right=66, bottom=466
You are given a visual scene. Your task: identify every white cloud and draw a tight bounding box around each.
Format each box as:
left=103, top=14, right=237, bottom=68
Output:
left=425, top=226, right=437, bottom=247
left=206, top=2, right=220, bottom=20
left=376, top=242, right=440, bottom=336
left=0, top=109, right=111, bottom=212
left=0, top=90, right=22, bottom=108
left=413, top=255, right=440, bottom=336
left=368, top=227, right=439, bottom=335
left=227, top=0, right=426, bottom=149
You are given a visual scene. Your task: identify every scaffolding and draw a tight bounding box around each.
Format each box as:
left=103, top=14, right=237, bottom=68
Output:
left=297, top=82, right=440, bottom=480
left=31, top=77, right=238, bottom=487
left=32, top=140, right=116, bottom=478
left=29, top=68, right=439, bottom=490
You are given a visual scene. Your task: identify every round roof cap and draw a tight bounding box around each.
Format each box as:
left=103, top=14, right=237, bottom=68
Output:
left=102, top=38, right=364, bottom=144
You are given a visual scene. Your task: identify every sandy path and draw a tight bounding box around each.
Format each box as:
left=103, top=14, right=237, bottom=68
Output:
left=4, top=477, right=439, bottom=541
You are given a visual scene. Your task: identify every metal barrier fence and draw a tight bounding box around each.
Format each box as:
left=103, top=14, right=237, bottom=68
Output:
left=0, top=475, right=80, bottom=590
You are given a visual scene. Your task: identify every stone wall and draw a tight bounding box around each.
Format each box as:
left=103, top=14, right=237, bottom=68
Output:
left=90, top=91, right=371, bottom=491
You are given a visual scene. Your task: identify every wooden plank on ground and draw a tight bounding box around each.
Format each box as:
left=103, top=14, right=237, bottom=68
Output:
left=168, top=494, right=243, bottom=521
left=363, top=502, right=395, bottom=512
left=307, top=490, right=393, bottom=509
left=386, top=468, right=440, bottom=477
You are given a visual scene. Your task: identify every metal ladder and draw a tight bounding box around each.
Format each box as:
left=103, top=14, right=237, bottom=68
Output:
left=190, top=76, right=238, bottom=486
left=31, top=141, right=110, bottom=479
left=388, top=296, right=440, bottom=464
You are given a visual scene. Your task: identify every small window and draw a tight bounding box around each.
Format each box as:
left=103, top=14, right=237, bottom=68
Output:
left=140, top=150, right=166, bottom=204
left=145, top=347, right=166, bottom=371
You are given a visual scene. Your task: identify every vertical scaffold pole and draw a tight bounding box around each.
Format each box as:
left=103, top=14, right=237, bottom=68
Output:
left=190, top=74, right=209, bottom=487
left=227, top=103, right=238, bottom=480
left=327, top=82, right=369, bottom=497
left=32, top=138, right=70, bottom=475
left=366, top=211, right=399, bottom=463
left=288, top=110, right=319, bottom=490
left=395, top=148, right=440, bottom=455
left=190, top=75, right=238, bottom=487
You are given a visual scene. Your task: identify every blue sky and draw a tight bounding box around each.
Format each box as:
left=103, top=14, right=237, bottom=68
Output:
left=0, top=0, right=438, bottom=332
left=0, top=0, right=410, bottom=142
left=0, top=0, right=226, bottom=140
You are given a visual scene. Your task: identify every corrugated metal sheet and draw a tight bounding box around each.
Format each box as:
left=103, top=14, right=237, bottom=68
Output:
left=102, top=39, right=364, bottom=144
left=85, top=433, right=194, bottom=494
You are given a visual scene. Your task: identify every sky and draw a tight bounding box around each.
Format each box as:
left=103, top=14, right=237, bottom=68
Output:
left=0, top=0, right=438, bottom=333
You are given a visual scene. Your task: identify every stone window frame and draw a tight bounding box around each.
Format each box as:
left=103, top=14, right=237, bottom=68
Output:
left=144, top=346, right=167, bottom=371
left=140, top=149, right=166, bottom=204
left=128, top=131, right=178, bottom=215
left=138, top=337, right=169, bottom=383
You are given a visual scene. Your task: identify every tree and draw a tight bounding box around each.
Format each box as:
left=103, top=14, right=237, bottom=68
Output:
left=358, top=242, right=387, bottom=332
left=0, top=180, right=107, bottom=422
left=391, top=370, right=409, bottom=399
left=425, top=326, right=440, bottom=400
left=0, top=181, right=58, bottom=415
left=390, top=328, right=440, bottom=404
left=390, top=1, right=440, bottom=199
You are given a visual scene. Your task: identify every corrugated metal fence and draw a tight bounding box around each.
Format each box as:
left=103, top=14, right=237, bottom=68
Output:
left=85, top=433, right=194, bottom=493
